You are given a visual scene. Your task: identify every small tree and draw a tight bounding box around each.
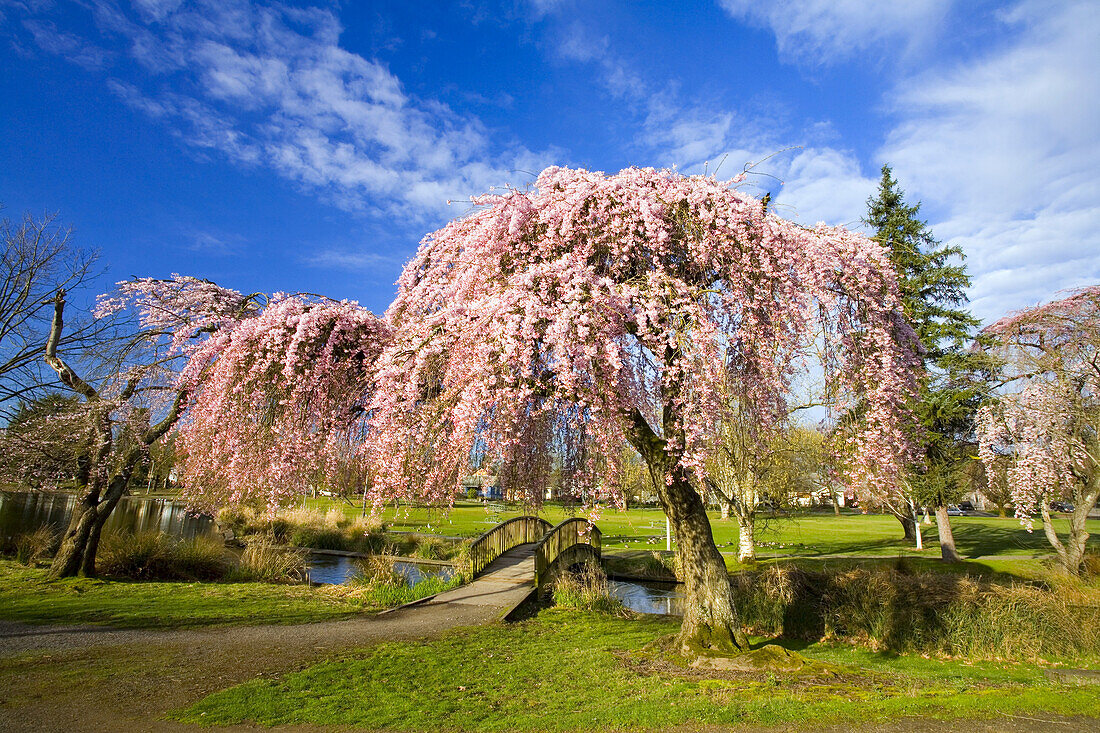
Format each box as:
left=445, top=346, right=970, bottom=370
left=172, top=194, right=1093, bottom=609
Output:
left=978, top=286, right=1100, bottom=573
left=704, top=406, right=825, bottom=562
left=369, top=166, right=918, bottom=656
left=865, top=165, right=984, bottom=561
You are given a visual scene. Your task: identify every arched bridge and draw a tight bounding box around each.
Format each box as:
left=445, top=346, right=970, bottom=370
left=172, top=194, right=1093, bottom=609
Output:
left=425, top=515, right=601, bottom=616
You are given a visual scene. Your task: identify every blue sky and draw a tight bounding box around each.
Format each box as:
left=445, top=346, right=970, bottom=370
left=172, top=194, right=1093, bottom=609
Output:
left=1, top=0, right=1097, bottom=323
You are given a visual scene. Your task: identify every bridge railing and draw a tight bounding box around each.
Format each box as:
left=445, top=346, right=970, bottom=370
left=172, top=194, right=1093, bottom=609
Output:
left=533, top=517, right=602, bottom=587
left=468, top=515, right=552, bottom=577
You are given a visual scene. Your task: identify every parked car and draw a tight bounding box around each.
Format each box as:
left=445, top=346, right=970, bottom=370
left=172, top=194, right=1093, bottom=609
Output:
left=1050, top=501, right=1075, bottom=512
left=945, top=505, right=965, bottom=516
left=958, top=500, right=974, bottom=512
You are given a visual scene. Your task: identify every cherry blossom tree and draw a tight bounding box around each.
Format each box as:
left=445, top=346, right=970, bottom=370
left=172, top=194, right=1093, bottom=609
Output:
left=978, top=286, right=1100, bottom=573
left=367, top=166, right=919, bottom=655
left=174, top=295, right=389, bottom=512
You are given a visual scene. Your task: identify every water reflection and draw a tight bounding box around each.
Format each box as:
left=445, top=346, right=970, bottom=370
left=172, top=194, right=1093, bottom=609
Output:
left=0, top=491, right=215, bottom=540
left=609, top=579, right=684, bottom=616
left=306, top=553, right=456, bottom=586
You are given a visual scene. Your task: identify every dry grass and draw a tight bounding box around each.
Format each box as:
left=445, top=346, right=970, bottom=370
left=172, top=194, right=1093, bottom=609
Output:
left=552, top=561, right=626, bottom=615
left=98, top=531, right=226, bottom=581
left=230, top=537, right=308, bottom=583
left=731, top=563, right=1100, bottom=661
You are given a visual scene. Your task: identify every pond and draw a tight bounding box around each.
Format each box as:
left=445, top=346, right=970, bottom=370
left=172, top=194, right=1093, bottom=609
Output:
left=305, top=552, right=456, bottom=586
left=608, top=579, right=684, bottom=616
left=0, top=490, right=216, bottom=540
left=0, top=490, right=453, bottom=587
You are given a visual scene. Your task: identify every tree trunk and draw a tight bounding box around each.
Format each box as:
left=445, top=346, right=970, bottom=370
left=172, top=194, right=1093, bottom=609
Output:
left=897, top=513, right=916, bottom=542
left=735, top=511, right=755, bottom=563
left=661, top=471, right=750, bottom=655
left=720, top=499, right=732, bottom=520
left=1046, top=484, right=1099, bottom=574
left=933, top=505, right=961, bottom=563
left=48, top=492, right=100, bottom=578
left=830, top=488, right=841, bottom=516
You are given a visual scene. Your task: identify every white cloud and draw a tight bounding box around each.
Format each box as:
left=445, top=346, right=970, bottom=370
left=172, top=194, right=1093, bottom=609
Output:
left=880, top=0, right=1100, bottom=323
left=22, top=18, right=110, bottom=69
left=20, top=0, right=546, bottom=222
left=718, top=0, right=952, bottom=65
left=551, top=20, right=878, bottom=230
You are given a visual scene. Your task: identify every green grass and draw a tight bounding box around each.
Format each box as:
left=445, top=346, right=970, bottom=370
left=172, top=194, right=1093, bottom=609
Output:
left=176, top=609, right=1100, bottom=731
left=314, top=499, right=1098, bottom=577
left=0, top=559, right=381, bottom=629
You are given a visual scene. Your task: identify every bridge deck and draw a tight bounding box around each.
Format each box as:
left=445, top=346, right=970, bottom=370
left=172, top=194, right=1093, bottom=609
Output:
left=425, top=543, right=536, bottom=616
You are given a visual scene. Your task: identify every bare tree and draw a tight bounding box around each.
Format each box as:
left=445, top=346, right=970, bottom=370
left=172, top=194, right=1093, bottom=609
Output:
left=0, top=209, right=100, bottom=420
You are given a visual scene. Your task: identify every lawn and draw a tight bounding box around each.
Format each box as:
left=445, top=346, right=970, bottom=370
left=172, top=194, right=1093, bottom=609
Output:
left=313, top=498, right=1098, bottom=573
left=0, top=559, right=414, bottom=629
left=176, top=609, right=1100, bottom=731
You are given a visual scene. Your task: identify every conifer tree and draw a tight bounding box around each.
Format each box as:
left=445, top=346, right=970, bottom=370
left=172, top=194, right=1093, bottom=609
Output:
left=865, top=164, right=983, bottom=562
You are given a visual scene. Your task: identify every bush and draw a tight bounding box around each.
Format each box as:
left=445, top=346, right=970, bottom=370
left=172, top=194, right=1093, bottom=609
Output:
left=552, top=562, right=626, bottom=615
left=730, top=565, right=1100, bottom=661
left=98, top=531, right=226, bottom=581
left=230, top=537, right=308, bottom=583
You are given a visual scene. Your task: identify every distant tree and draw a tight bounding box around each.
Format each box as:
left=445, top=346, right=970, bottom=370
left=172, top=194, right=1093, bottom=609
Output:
left=0, top=393, right=89, bottom=489
left=368, top=165, right=918, bottom=656
left=704, top=401, right=827, bottom=562
left=864, top=165, right=985, bottom=562
left=978, top=286, right=1100, bottom=573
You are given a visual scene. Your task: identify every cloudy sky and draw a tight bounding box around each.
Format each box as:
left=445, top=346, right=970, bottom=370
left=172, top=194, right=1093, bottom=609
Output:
left=1, top=0, right=1096, bottom=323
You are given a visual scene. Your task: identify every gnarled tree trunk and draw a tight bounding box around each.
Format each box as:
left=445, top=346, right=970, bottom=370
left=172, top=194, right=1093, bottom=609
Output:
left=1043, top=482, right=1099, bottom=574
left=629, top=408, right=749, bottom=657
left=661, top=470, right=749, bottom=655
left=897, top=513, right=916, bottom=542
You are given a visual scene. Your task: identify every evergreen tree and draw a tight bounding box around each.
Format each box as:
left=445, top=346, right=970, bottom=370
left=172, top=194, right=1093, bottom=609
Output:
left=865, top=164, right=984, bottom=561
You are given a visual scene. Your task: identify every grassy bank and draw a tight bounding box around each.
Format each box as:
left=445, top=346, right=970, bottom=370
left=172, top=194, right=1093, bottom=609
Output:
left=0, top=559, right=448, bottom=629
left=176, top=609, right=1100, bottom=731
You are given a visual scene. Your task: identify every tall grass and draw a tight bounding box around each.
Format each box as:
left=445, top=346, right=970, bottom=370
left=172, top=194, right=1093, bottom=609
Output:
left=343, top=553, right=459, bottom=607
left=552, top=562, right=626, bottom=615
left=98, top=531, right=226, bottom=581
left=4, top=526, right=59, bottom=565
left=230, top=537, right=308, bottom=583
left=216, top=505, right=464, bottom=559
left=731, top=564, right=1100, bottom=661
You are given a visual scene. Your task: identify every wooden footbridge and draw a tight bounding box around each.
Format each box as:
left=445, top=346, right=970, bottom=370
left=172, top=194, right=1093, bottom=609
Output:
left=423, top=516, right=601, bottom=617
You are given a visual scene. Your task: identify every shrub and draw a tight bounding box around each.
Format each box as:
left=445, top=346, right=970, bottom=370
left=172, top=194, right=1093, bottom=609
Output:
left=730, top=565, right=1100, bottom=661
left=98, top=531, right=226, bottom=581
left=552, top=562, right=626, bottom=615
